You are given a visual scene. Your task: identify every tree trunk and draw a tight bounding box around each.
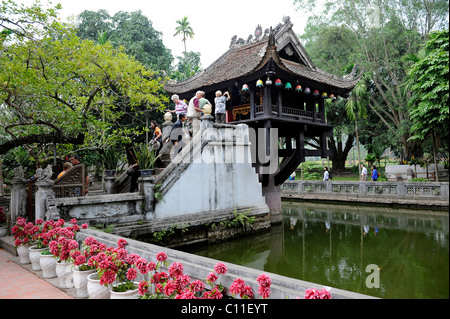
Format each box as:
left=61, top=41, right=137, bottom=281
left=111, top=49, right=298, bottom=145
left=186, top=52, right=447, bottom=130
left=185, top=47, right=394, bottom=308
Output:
left=432, top=130, right=439, bottom=182
left=355, top=120, right=362, bottom=177
left=329, top=134, right=355, bottom=172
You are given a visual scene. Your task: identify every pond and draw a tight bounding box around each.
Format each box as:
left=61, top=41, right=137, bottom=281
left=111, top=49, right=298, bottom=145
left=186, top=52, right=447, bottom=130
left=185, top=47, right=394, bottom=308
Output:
left=179, top=201, right=449, bottom=299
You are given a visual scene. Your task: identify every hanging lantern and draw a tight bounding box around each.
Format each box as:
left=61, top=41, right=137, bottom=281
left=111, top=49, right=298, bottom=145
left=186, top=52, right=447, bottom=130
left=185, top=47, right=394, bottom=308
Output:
left=275, top=79, right=282, bottom=87
left=285, top=82, right=292, bottom=90
left=295, top=85, right=302, bottom=92
left=256, top=79, right=264, bottom=88
left=322, top=92, right=328, bottom=98
left=304, top=87, right=311, bottom=94
left=313, top=89, right=320, bottom=97
left=266, top=77, right=272, bottom=85
left=242, top=84, right=249, bottom=92
left=329, top=93, right=335, bottom=100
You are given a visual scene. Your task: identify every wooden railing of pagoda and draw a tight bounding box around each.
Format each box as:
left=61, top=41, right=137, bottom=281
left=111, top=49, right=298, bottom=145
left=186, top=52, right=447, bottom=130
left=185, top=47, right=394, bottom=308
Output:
left=236, top=104, right=320, bottom=122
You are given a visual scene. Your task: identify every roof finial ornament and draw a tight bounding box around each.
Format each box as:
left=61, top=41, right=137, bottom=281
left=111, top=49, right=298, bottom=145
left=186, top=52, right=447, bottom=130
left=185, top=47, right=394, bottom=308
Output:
left=268, top=27, right=276, bottom=47
left=254, top=24, right=263, bottom=40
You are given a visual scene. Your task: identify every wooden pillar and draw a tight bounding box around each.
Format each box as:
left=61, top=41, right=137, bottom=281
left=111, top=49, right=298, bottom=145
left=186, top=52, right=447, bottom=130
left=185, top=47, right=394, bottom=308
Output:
left=277, top=89, right=283, bottom=117
left=263, top=85, right=272, bottom=117
left=318, top=98, right=325, bottom=123
left=312, top=99, right=317, bottom=122
left=250, top=87, right=255, bottom=119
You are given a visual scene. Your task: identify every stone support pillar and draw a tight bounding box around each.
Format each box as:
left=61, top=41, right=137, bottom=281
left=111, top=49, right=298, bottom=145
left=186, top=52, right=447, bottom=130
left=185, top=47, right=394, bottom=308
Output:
left=34, top=165, right=55, bottom=221
left=10, top=166, right=28, bottom=222
left=104, top=176, right=115, bottom=194
left=139, top=176, right=155, bottom=220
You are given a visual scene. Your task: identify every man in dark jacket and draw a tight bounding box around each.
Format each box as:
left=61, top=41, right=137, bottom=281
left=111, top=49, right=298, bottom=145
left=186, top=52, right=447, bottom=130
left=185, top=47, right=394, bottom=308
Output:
left=170, top=113, right=187, bottom=154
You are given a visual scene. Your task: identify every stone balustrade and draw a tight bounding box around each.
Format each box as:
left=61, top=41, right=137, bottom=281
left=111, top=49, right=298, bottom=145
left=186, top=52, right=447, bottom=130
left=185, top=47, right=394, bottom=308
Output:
left=281, top=180, right=449, bottom=207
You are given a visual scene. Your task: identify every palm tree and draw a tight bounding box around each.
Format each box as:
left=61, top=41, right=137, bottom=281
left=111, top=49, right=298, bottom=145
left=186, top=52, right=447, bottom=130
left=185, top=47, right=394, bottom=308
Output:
left=174, top=16, right=194, bottom=53
left=345, top=75, right=369, bottom=177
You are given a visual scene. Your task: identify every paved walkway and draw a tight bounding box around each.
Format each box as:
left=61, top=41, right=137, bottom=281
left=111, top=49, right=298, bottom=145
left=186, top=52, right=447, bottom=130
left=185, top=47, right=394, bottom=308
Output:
left=0, top=248, right=75, bottom=299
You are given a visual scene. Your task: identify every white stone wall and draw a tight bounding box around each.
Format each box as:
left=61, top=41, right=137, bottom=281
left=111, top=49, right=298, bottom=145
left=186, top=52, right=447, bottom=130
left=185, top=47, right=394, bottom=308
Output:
left=154, top=123, right=268, bottom=219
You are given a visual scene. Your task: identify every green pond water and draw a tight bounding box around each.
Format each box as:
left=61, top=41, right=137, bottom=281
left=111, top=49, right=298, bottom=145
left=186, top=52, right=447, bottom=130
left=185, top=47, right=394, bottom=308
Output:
left=180, top=201, right=449, bottom=299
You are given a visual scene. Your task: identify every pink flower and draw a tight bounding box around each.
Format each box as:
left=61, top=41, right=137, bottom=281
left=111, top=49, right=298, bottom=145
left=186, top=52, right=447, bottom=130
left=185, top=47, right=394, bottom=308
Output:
left=148, top=261, right=157, bottom=271
left=81, top=223, right=88, bottom=229
left=175, top=289, right=196, bottom=299
left=206, top=272, right=218, bottom=283
left=240, top=285, right=254, bottom=299
left=136, top=258, right=149, bottom=274
left=126, top=268, right=138, bottom=281
left=258, top=286, right=271, bottom=299
left=74, top=254, right=87, bottom=266
left=180, top=274, right=191, bottom=288
left=229, top=278, right=245, bottom=295
left=190, top=280, right=205, bottom=293
left=164, top=280, right=178, bottom=296
left=100, top=269, right=116, bottom=286
left=156, top=251, right=167, bottom=262
left=203, top=286, right=223, bottom=299
left=256, top=274, right=271, bottom=288
left=214, top=262, right=227, bottom=275
left=117, top=238, right=127, bottom=248
left=304, top=288, right=332, bottom=299
left=35, top=219, right=43, bottom=225
left=138, top=280, right=149, bottom=295
left=70, top=218, right=77, bottom=225
left=169, top=262, right=184, bottom=279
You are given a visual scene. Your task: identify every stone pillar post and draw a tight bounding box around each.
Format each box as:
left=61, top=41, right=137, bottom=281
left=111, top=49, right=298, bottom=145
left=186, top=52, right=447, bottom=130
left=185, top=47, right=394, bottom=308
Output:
left=104, top=176, right=115, bottom=194
left=139, top=175, right=155, bottom=220
left=200, top=105, right=214, bottom=130
left=10, top=166, right=28, bottom=222
left=34, top=165, right=55, bottom=221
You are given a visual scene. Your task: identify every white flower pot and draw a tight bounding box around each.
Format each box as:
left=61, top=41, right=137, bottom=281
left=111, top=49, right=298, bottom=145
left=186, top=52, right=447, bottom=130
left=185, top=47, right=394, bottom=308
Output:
left=73, top=266, right=96, bottom=298
left=39, top=253, right=57, bottom=278
left=87, top=273, right=110, bottom=299
left=29, top=245, right=47, bottom=271
left=56, top=260, right=74, bottom=288
left=109, top=282, right=139, bottom=299
left=17, top=244, right=31, bottom=264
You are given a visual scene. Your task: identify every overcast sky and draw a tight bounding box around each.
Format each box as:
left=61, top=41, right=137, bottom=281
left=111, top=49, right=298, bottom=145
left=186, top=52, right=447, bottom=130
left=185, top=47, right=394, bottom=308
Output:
left=17, top=0, right=310, bottom=68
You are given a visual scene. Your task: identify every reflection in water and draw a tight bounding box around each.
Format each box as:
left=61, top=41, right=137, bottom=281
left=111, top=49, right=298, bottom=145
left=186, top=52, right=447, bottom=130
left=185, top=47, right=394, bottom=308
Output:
left=181, top=202, right=449, bottom=299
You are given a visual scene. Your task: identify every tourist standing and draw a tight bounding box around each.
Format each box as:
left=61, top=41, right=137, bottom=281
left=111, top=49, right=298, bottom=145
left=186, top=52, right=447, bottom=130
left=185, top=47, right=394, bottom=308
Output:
left=170, top=113, right=187, bottom=154
left=214, top=90, right=230, bottom=123
left=361, top=164, right=368, bottom=181
left=323, top=167, right=330, bottom=181
left=170, top=94, right=188, bottom=119
left=57, top=162, right=72, bottom=179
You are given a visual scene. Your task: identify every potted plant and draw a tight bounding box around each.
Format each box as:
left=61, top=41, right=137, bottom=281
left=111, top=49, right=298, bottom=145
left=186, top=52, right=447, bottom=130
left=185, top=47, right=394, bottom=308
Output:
left=101, top=146, right=122, bottom=176
left=11, top=217, right=33, bottom=264
left=0, top=207, right=7, bottom=237
left=133, top=143, right=161, bottom=176
left=28, top=219, right=54, bottom=271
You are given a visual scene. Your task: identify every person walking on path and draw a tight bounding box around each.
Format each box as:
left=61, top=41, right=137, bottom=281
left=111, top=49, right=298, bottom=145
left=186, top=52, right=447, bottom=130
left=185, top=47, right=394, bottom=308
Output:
left=361, top=164, right=368, bottom=181
left=371, top=165, right=378, bottom=181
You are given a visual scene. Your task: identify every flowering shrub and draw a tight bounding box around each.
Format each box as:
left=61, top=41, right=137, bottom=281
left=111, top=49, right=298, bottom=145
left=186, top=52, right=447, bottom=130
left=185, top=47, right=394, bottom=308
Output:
left=12, top=217, right=34, bottom=247
left=70, top=234, right=332, bottom=299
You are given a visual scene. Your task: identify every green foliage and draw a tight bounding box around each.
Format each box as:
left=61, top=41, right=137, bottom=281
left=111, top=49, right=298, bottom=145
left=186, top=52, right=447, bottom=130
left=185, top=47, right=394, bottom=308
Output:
left=101, top=146, right=122, bottom=170
left=76, top=10, right=174, bottom=73
left=0, top=1, right=168, bottom=161
left=406, top=29, right=449, bottom=143
left=219, top=209, right=255, bottom=229
left=174, top=16, right=195, bottom=53
left=133, top=144, right=160, bottom=169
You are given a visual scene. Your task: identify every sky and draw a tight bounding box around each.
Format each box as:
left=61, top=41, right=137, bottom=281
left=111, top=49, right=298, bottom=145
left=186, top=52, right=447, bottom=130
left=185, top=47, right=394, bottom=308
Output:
left=17, top=0, right=310, bottom=68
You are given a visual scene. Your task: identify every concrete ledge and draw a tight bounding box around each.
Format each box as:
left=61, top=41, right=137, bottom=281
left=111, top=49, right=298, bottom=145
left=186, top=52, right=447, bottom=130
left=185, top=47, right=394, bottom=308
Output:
left=76, top=228, right=377, bottom=299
